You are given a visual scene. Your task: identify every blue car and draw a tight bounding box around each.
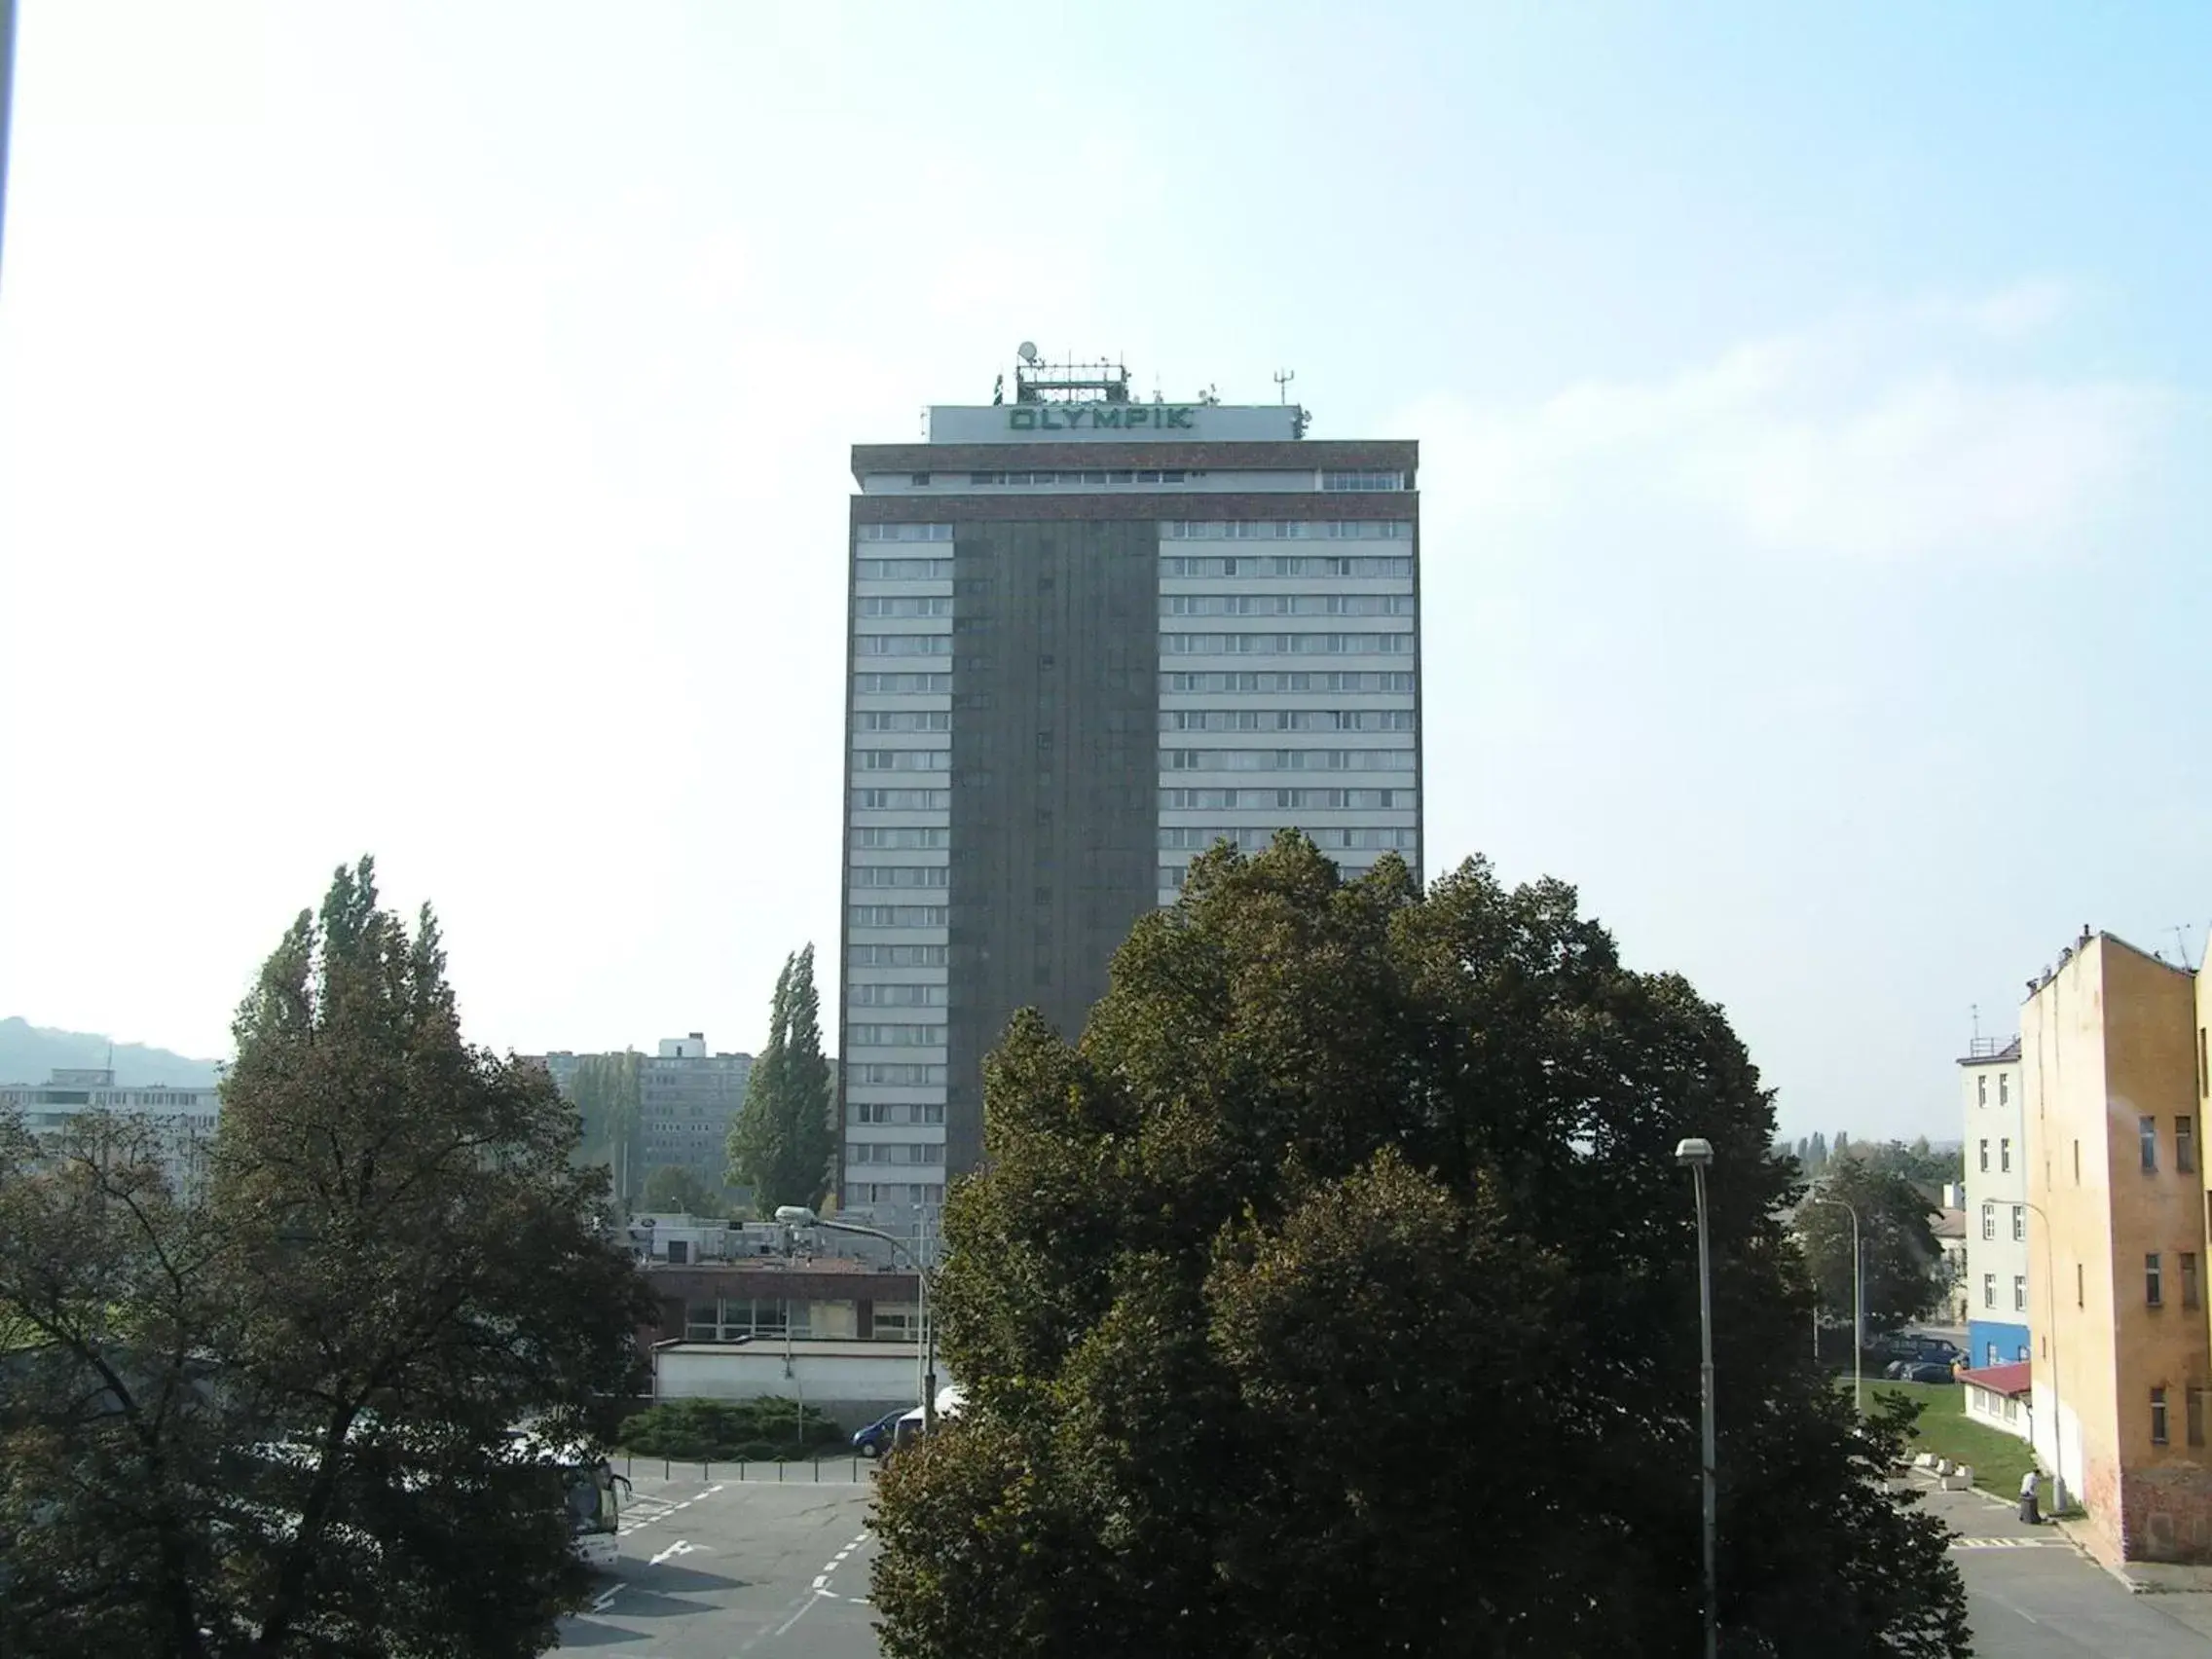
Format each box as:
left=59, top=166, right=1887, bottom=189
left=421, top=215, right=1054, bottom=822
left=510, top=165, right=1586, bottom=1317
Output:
left=853, top=1409, right=904, bottom=1459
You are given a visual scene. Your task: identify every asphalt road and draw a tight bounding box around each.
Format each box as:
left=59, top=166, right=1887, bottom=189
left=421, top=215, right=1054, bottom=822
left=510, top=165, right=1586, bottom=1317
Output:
left=557, top=1459, right=2212, bottom=1657
left=556, top=1467, right=881, bottom=1659
left=1919, top=1481, right=2212, bottom=1655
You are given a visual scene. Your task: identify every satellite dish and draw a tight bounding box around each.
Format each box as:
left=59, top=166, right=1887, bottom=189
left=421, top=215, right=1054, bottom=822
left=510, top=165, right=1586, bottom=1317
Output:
left=1017, top=341, right=1039, bottom=365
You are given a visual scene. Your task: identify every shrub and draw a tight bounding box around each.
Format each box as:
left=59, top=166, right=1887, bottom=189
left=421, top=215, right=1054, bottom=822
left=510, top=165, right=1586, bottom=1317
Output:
left=615, top=1396, right=845, bottom=1461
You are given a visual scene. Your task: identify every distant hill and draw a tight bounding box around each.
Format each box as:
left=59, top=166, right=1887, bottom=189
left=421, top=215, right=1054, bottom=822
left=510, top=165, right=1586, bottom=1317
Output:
left=0, top=1017, right=224, bottom=1088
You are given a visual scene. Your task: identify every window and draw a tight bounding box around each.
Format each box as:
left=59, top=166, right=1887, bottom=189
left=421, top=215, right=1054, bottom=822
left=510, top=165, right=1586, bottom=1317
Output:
left=2153, top=1387, right=2170, bottom=1446
left=2148, top=1253, right=2164, bottom=1306
left=859, top=523, right=953, bottom=542
left=1982, top=1272, right=1996, bottom=1309
left=856, top=634, right=952, bottom=657
left=2001, top=1137, right=2012, bottom=1172
left=1319, top=468, right=1410, bottom=492
left=2013, top=1274, right=2027, bottom=1312
left=2194, top=1389, right=2208, bottom=1450
left=850, top=982, right=947, bottom=1007
left=1985, top=1343, right=1999, bottom=1367
left=855, top=559, right=952, bottom=582
left=1981, top=1203, right=1996, bottom=1241
left=2011, top=1205, right=2026, bottom=1242
left=1978, top=1139, right=1990, bottom=1172
left=2143, top=1115, right=2159, bottom=1172
left=2201, top=1027, right=2209, bottom=1099
left=1977, top=1075, right=1988, bottom=1106
left=2182, top=1118, right=2197, bottom=1175
left=854, top=826, right=950, bottom=850
left=2000, top=1072, right=2010, bottom=1105
left=2184, top=1252, right=2204, bottom=1309
left=2077, top=1262, right=2084, bottom=1308
left=2074, top=1139, right=2082, bottom=1183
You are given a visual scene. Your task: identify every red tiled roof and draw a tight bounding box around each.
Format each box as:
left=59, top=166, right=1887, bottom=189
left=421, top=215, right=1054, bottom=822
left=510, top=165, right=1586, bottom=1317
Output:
left=1957, top=1361, right=2031, bottom=1396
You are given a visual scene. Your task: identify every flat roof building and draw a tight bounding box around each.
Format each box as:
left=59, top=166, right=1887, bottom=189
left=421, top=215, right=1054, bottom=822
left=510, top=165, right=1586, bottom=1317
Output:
left=839, top=355, right=1421, bottom=1226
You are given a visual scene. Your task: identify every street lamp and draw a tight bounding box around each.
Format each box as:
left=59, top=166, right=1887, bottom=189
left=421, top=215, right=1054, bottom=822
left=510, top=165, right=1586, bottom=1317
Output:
left=1676, top=1136, right=1718, bottom=1659
left=775, top=1205, right=938, bottom=1432
left=1805, top=1194, right=1863, bottom=1418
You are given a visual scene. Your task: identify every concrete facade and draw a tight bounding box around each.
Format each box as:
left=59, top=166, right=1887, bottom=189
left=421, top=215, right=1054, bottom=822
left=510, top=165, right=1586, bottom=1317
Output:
left=2023, top=932, right=2211, bottom=1563
left=651, top=1339, right=949, bottom=1428
left=839, top=369, right=1420, bottom=1232
left=1963, top=1037, right=2033, bottom=1367
left=541, top=1036, right=755, bottom=1205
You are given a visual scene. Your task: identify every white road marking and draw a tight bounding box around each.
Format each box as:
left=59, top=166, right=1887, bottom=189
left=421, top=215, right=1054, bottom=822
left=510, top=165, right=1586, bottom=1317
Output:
left=812, top=1574, right=829, bottom=1589
left=648, top=1539, right=695, bottom=1567
left=591, top=1588, right=620, bottom=1613
left=1949, top=1537, right=2069, bottom=1549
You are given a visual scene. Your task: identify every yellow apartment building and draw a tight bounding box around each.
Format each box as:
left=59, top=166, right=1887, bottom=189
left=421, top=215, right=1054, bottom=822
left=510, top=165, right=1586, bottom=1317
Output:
left=2023, top=931, right=2210, bottom=1563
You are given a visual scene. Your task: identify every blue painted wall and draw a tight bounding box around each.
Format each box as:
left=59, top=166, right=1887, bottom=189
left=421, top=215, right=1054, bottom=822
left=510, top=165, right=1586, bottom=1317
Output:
left=1967, top=1319, right=2031, bottom=1369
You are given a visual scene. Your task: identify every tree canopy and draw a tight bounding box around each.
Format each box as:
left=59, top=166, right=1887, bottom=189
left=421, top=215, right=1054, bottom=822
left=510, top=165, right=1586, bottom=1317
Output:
left=871, top=836, right=1969, bottom=1658
left=1796, top=1156, right=1947, bottom=1336
left=566, top=1051, right=643, bottom=1206
left=0, top=859, right=655, bottom=1658
left=723, top=945, right=834, bottom=1212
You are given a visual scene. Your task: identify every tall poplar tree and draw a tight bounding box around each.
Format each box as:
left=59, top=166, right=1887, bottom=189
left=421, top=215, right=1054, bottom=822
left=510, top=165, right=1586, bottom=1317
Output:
left=0, top=858, right=654, bottom=1658
left=725, top=945, right=835, bottom=1211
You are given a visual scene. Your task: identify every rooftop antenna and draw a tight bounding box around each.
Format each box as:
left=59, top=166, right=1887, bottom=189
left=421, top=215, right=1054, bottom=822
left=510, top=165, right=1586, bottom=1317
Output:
left=1273, top=368, right=1296, bottom=404
left=918, top=406, right=927, bottom=439
left=2172, top=923, right=2198, bottom=972
left=1970, top=1004, right=1979, bottom=1046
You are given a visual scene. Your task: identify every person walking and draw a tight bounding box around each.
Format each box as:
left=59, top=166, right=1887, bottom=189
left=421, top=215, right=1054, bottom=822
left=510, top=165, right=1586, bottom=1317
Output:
left=2018, top=1467, right=2042, bottom=1526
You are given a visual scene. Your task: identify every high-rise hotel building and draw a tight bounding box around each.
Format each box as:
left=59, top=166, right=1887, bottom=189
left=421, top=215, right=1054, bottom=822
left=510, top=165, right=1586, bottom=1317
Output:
left=840, top=359, right=1420, bottom=1220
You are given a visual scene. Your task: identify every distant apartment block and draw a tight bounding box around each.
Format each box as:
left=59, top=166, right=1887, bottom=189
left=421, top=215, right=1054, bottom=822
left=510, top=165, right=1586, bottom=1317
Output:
left=539, top=1034, right=755, bottom=1205
left=839, top=355, right=1422, bottom=1228
left=0, top=1066, right=220, bottom=1194
left=1962, top=1036, right=2031, bottom=1368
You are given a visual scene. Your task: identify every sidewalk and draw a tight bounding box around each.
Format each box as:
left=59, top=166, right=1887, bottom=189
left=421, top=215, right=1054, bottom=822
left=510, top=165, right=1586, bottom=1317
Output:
left=2051, top=1513, right=2212, bottom=1597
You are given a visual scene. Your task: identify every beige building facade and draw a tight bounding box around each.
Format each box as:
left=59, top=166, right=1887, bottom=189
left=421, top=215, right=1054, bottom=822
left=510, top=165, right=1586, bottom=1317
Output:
left=2023, top=932, right=2210, bottom=1563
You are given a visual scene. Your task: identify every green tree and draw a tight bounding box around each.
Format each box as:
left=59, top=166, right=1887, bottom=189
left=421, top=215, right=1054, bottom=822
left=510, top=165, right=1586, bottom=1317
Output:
left=1797, top=1156, right=1946, bottom=1336
left=0, top=859, right=656, bottom=1659
left=567, top=1051, right=643, bottom=1204
left=724, top=946, right=834, bottom=1212
left=871, top=837, right=1968, bottom=1658
left=641, top=1163, right=721, bottom=1217
left=1850, top=1136, right=1965, bottom=1196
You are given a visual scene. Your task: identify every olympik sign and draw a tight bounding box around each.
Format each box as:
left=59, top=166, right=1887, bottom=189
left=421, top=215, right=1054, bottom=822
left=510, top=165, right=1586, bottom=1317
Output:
left=1004, top=405, right=1198, bottom=431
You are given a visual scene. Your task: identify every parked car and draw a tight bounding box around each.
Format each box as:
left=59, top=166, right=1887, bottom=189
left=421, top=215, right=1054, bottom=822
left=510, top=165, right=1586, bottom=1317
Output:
left=1899, top=1362, right=1958, bottom=1384
left=853, top=1409, right=905, bottom=1459
left=1866, top=1333, right=1961, bottom=1368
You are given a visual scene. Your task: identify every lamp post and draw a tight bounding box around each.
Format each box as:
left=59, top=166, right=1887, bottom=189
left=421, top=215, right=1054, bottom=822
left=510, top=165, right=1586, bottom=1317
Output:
left=1806, top=1194, right=1863, bottom=1418
left=776, top=1205, right=937, bottom=1431
left=2017, top=1197, right=2065, bottom=1510
left=1676, top=1136, right=1718, bottom=1659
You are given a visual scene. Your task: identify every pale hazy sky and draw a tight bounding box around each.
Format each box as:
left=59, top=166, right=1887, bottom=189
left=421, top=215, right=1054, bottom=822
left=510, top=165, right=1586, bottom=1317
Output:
left=2, top=3, right=2205, bottom=1142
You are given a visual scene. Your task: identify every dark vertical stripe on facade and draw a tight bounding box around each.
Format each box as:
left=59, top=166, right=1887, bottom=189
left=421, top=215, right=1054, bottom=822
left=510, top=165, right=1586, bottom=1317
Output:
left=944, top=519, right=1161, bottom=1176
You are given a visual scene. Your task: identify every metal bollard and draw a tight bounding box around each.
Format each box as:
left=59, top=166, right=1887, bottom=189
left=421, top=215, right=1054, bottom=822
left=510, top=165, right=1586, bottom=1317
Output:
left=777, top=1458, right=785, bottom=1483
left=701, top=1462, right=710, bottom=1484
left=663, top=1458, right=671, bottom=1480
left=813, top=1454, right=821, bottom=1483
